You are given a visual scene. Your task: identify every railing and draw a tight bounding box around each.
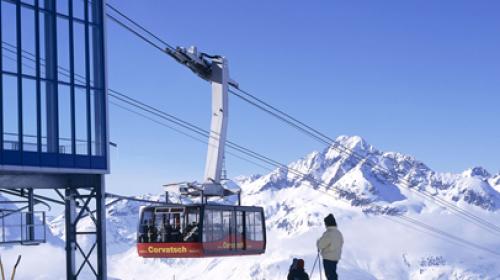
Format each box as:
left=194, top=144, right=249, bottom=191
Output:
left=3, top=132, right=94, bottom=154
left=2, top=140, right=89, bottom=154
left=0, top=211, right=46, bottom=245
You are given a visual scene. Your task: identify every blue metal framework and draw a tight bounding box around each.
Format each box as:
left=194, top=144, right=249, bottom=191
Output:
left=0, top=0, right=108, bottom=172
left=0, top=1, right=109, bottom=279
left=0, top=181, right=108, bottom=279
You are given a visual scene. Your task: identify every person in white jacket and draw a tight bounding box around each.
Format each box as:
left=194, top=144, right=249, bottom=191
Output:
left=316, top=213, right=343, bottom=280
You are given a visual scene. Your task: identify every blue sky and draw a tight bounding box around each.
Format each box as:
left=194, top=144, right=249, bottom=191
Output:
left=105, top=0, right=500, bottom=195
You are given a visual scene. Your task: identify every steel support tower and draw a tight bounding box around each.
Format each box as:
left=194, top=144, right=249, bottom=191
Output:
left=0, top=0, right=109, bottom=279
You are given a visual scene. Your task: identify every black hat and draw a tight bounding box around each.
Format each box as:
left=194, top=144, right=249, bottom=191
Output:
left=324, top=213, right=337, bottom=227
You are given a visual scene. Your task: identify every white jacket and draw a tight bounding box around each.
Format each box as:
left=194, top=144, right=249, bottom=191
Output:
left=316, top=226, right=343, bottom=261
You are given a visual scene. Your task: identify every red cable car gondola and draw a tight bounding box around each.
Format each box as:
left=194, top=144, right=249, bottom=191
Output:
left=137, top=203, right=266, bottom=258
left=136, top=47, right=266, bottom=258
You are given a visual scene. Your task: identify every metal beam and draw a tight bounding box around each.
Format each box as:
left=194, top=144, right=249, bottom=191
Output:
left=95, top=176, right=107, bottom=279
left=84, top=0, right=92, bottom=157
left=35, top=0, right=42, bottom=154
left=92, top=0, right=106, bottom=158
left=64, top=183, right=106, bottom=279
left=0, top=172, right=102, bottom=189
left=44, top=0, right=59, bottom=153
left=69, top=0, right=76, bottom=156
left=0, top=0, right=4, bottom=157
left=27, top=188, right=34, bottom=241
left=0, top=188, right=62, bottom=205
left=16, top=0, right=24, bottom=153
left=65, top=188, right=77, bottom=280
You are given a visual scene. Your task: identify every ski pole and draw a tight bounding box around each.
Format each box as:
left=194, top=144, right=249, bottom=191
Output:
left=10, top=255, right=21, bottom=280
left=310, top=252, right=319, bottom=278
left=318, top=252, right=323, bottom=280
left=0, top=255, right=5, bottom=280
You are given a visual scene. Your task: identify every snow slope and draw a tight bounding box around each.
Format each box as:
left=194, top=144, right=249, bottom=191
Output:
left=3, top=135, right=500, bottom=279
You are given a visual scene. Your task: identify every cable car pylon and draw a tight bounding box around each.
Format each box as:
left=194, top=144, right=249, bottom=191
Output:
left=165, top=45, right=240, bottom=202
left=136, top=46, right=266, bottom=258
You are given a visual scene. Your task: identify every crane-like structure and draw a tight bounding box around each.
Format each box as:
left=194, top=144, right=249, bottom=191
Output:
left=165, top=46, right=241, bottom=202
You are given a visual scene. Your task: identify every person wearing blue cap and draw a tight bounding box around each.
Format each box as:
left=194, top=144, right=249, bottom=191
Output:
left=287, top=258, right=309, bottom=280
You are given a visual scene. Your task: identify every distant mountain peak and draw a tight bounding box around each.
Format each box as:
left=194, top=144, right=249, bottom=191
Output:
left=463, top=167, right=491, bottom=178
left=330, top=135, right=375, bottom=154
left=234, top=174, right=262, bottom=186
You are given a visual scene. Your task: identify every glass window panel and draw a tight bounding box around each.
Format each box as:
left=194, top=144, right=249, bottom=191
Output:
left=236, top=211, right=243, bottom=246
left=139, top=209, right=154, bottom=242
left=88, top=0, right=94, bottom=24
left=213, top=210, right=222, bottom=241
left=1, top=54, right=17, bottom=74
left=223, top=211, right=231, bottom=235
left=73, top=0, right=84, bottom=20
left=75, top=86, right=87, bottom=154
left=43, top=80, right=59, bottom=153
left=255, top=212, right=263, bottom=241
left=21, top=7, right=36, bottom=77
left=207, top=210, right=214, bottom=242
left=184, top=208, right=200, bottom=242
left=22, top=78, right=37, bottom=151
left=2, top=1, right=18, bottom=73
left=187, top=208, right=199, bottom=224
left=209, top=210, right=214, bottom=242
left=88, top=24, right=95, bottom=87
left=38, top=11, right=47, bottom=79
left=56, top=17, right=70, bottom=83
left=202, top=210, right=210, bottom=242
left=175, top=212, right=184, bottom=231
left=58, top=84, right=72, bottom=154
left=90, top=89, right=104, bottom=156
left=246, top=212, right=255, bottom=240
left=73, top=22, right=86, bottom=85
left=58, top=69, right=72, bottom=83
left=56, top=0, right=68, bottom=15
left=3, top=75, right=19, bottom=150
left=89, top=88, right=95, bottom=154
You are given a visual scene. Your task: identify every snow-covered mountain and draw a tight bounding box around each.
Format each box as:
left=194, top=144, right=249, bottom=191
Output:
left=2, top=135, right=500, bottom=279
left=240, top=135, right=500, bottom=221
